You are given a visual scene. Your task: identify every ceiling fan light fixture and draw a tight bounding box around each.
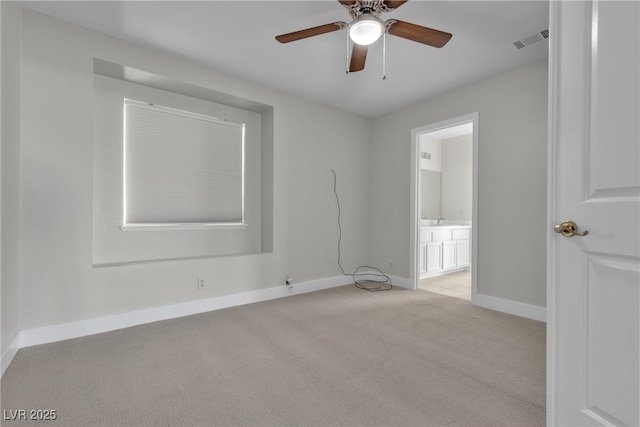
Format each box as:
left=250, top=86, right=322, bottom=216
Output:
left=349, top=15, right=384, bottom=45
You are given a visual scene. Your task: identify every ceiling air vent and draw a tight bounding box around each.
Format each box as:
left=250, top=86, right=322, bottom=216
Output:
left=513, top=29, right=549, bottom=50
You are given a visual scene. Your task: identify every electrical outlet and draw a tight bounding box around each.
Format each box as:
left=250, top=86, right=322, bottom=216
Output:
left=197, top=277, right=206, bottom=290
left=285, top=274, right=293, bottom=287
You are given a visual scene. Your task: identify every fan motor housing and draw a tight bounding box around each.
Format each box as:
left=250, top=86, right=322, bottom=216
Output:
left=342, top=1, right=393, bottom=19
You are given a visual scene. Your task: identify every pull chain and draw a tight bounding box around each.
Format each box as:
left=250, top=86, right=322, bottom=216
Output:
left=345, top=29, right=350, bottom=74
left=382, top=31, right=387, bottom=80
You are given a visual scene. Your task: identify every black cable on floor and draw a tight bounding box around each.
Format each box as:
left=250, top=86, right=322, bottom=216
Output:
left=331, top=169, right=392, bottom=292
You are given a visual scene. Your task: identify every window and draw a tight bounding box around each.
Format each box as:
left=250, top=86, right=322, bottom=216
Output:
left=123, top=99, right=245, bottom=229
left=92, top=62, right=273, bottom=265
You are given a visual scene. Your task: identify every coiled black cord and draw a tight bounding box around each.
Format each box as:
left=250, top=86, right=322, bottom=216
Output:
left=331, top=169, right=392, bottom=292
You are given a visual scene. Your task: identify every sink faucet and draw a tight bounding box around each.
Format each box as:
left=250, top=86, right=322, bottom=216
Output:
left=437, top=216, right=445, bottom=225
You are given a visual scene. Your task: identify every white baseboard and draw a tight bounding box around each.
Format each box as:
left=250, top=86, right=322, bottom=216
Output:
left=1, top=275, right=545, bottom=378
left=473, top=293, right=546, bottom=323
left=1, top=275, right=353, bottom=377
left=1, top=333, right=22, bottom=377
left=388, top=274, right=411, bottom=289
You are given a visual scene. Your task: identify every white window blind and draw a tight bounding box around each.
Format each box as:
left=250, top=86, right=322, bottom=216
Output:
left=123, top=99, right=245, bottom=227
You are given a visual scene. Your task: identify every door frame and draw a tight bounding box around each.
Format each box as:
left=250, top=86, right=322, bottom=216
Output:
left=546, top=1, right=559, bottom=422
left=409, top=112, right=479, bottom=302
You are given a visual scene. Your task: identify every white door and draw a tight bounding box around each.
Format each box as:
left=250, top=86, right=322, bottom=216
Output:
left=549, top=1, right=640, bottom=426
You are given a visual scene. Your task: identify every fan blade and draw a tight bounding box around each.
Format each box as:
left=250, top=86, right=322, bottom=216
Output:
left=349, top=44, right=368, bottom=72
left=386, top=20, right=452, bottom=48
left=276, top=22, right=346, bottom=43
left=383, top=0, right=409, bottom=10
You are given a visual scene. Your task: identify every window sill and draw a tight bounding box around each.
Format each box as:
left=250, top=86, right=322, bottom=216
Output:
left=121, top=222, right=248, bottom=231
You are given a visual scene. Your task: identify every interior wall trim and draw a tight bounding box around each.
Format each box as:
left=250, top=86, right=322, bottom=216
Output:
left=0, top=275, right=355, bottom=378
left=1, top=334, right=22, bottom=378
left=473, top=293, right=547, bottom=323
left=388, top=275, right=411, bottom=289
left=1, top=275, right=540, bottom=378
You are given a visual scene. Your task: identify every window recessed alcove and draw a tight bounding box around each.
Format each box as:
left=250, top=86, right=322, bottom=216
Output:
left=92, top=59, right=274, bottom=265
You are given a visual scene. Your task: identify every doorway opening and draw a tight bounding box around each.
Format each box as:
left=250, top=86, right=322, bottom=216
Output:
left=409, top=113, right=478, bottom=303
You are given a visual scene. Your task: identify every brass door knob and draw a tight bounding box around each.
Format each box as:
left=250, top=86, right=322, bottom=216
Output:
left=554, top=221, right=589, bottom=237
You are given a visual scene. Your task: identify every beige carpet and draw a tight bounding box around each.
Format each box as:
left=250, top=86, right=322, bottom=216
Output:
left=1, top=285, right=545, bottom=426
left=420, top=271, right=472, bottom=301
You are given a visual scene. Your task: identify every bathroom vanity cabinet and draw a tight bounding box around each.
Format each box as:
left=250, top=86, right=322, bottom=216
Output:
left=419, top=225, right=471, bottom=278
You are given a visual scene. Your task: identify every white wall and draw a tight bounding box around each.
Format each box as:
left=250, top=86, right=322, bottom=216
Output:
left=371, top=61, right=548, bottom=307
left=1, top=2, right=22, bottom=361
left=419, top=135, right=441, bottom=171
left=11, top=9, right=372, bottom=332
left=2, top=5, right=549, bottom=362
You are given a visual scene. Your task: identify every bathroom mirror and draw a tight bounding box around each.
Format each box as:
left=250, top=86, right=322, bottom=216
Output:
left=420, top=170, right=441, bottom=219
left=419, top=131, right=473, bottom=222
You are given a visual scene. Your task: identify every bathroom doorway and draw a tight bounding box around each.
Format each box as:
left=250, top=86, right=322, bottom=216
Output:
left=409, top=113, right=478, bottom=303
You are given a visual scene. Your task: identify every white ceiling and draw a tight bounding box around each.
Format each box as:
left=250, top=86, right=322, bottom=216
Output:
left=20, top=0, right=550, bottom=118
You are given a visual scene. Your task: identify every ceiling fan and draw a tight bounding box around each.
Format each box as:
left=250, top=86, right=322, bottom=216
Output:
left=275, top=0, right=452, bottom=74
